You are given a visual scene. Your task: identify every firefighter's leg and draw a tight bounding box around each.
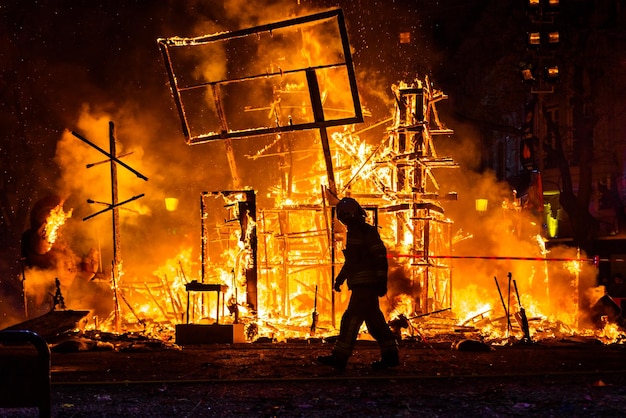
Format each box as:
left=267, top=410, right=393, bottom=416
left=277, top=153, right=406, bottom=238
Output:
left=365, top=299, right=399, bottom=369
left=318, top=293, right=364, bottom=369
left=333, top=309, right=363, bottom=355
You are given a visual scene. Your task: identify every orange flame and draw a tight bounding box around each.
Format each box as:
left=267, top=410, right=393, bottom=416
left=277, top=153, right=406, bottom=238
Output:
left=43, top=204, right=73, bottom=250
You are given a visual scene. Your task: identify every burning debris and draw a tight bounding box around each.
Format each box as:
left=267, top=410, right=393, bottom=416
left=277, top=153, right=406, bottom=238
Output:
left=4, top=8, right=625, bottom=350
left=18, top=195, right=112, bottom=321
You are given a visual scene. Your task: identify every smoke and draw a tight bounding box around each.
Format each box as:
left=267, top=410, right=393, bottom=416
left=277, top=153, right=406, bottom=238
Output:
left=42, top=3, right=332, bottom=301
left=4, top=1, right=602, bottom=336
left=221, top=0, right=306, bottom=28
left=434, top=123, right=599, bottom=325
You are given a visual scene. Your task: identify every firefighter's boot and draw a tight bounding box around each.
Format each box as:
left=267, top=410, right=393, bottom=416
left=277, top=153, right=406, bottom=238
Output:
left=317, top=353, right=348, bottom=370
left=371, top=349, right=399, bottom=369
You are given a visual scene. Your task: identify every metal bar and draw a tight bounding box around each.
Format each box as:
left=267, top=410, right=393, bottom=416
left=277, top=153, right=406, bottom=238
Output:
left=507, top=272, right=512, bottom=336
left=200, top=194, right=207, bottom=283
left=331, top=206, right=336, bottom=328
left=71, top=131, right=148, bottom=181
left=87, top=199, right=140, bottom=214
left=109, top=122, right=122, bottom=333
left=244, top=190, right=258, bottom=312
left=513, top=277, right=532, bottom=342
left=158, top=9, right=341, bottom=46
left=176, top=63, right=345, bottom=92
left=119, top=291, right=145, bottom=327
left=86, top=151, right=133, bottom=168
left=224, top=138, right=242, bottom=189
left=306, top=68, right=337, bottom=196
left=82, top=194, right=145, bottom=221
left=187, top=118, right=363, bottom=144
left=494, top=276, right=513, bottom=335
left=336, top=8, right=363, bottom=122
left=390, top=254, right=602, bottom=264
left=421, top=206, right=431, bottom=312
left=211, top=83, right=229, bottom=134
left=157, top=40, right=190, bottom=140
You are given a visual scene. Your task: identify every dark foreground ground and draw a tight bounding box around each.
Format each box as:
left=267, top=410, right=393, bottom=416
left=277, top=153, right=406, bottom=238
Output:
left=2, top=333, right=626, bottom=417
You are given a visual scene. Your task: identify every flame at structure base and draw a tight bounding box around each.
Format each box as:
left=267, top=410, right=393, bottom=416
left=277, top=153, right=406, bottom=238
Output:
left=56, top=73, right=618, bottom=346
left=14, top=10, right=624, bottom=347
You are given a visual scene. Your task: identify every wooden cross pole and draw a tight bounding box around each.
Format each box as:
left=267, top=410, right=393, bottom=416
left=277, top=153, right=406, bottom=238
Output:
left=71, top=121, right=148, bottom=333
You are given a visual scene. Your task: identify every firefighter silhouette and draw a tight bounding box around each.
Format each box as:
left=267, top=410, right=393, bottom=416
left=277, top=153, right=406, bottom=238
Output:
left=317, top=197, right=399, bottom=370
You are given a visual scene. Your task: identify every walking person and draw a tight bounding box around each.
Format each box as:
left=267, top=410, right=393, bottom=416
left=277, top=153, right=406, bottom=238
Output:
left=318, top=197, right=399, bottom=370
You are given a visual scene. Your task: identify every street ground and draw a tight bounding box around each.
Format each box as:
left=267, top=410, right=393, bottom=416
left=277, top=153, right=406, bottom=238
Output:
left=2, top=333, right=626, bottom=417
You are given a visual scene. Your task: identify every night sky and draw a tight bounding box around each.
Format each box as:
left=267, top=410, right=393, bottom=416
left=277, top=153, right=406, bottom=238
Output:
left=1, top=0, right=487, bottom=165
left=0, top=0, right=521, bottom=290
left=1, top=0, right=488, bottom=229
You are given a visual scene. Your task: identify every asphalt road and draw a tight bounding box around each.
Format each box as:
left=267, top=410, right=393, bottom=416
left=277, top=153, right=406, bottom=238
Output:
left=3, top=336, right=626, bottom=417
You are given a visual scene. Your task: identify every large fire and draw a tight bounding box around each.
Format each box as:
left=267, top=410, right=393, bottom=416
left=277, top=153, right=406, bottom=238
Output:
left=15, top=9, right=624, bottom=347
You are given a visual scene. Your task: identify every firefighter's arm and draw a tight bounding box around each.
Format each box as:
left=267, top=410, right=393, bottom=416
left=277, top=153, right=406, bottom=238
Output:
left=334, top=267, right=347, bottom=292
left=334, top=248, right=353, bottom=292
left=369, top=233, right=389, bottom=296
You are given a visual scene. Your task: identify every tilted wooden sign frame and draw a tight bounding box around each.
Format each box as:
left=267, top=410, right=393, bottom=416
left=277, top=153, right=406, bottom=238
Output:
left=158, top=9, right=363, bottom=145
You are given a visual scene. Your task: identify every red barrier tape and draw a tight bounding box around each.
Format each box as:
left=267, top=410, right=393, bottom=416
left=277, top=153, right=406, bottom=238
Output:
left=388, top=254, right=605, bottom=266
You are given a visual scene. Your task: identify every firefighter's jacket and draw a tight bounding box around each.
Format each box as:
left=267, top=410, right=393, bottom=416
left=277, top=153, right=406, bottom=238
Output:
left=335, top=221, right=388, bottom=296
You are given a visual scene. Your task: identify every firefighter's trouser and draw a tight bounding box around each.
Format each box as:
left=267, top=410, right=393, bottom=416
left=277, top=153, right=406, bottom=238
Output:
left=332, top=288, right=397, bottom=358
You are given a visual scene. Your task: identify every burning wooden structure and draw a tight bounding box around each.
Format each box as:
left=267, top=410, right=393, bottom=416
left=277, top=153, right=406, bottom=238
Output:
left=11, top=9, right=616, bottom=345
left=157, top=9, right=459, bottom=336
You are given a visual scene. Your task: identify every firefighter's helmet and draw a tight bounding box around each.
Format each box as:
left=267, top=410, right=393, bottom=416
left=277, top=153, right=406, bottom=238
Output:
left=336, top=197, right=366, bottom=224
